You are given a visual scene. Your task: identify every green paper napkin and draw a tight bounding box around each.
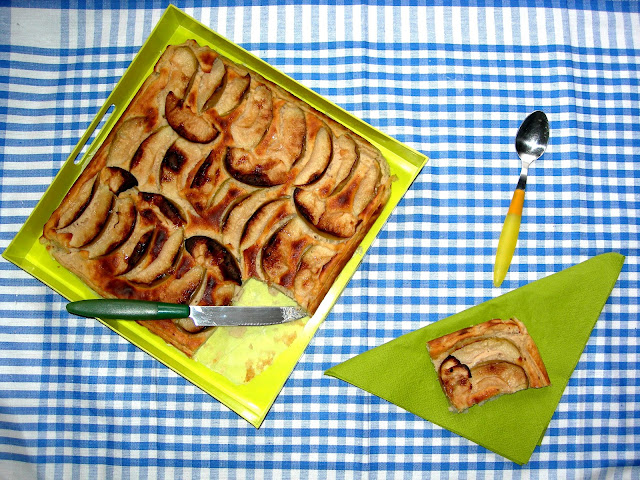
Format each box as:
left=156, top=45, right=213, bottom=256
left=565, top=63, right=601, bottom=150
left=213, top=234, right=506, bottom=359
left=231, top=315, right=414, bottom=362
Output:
left=325, top=253, right=625, bottom=465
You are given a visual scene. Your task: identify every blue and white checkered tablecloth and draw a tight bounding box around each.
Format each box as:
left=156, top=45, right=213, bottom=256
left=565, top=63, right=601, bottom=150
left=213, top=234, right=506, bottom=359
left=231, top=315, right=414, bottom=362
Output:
left=1, top=1, right=639, bottom=478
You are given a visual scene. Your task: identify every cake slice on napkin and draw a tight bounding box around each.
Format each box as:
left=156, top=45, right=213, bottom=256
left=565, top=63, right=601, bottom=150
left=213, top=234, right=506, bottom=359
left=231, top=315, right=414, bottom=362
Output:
left=324, top=253, right=624, bottom=464
left=426, top=318, right=550, bottom=412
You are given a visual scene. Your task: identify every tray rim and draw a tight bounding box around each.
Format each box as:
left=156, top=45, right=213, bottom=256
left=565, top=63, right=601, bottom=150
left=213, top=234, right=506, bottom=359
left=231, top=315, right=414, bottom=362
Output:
left=1, top=4, right=428, bottom=428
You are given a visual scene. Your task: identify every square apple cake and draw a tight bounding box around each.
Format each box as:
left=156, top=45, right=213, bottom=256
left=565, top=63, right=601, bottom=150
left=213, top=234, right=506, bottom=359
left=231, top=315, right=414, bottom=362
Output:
left=41, top=40, right=392, bottom=356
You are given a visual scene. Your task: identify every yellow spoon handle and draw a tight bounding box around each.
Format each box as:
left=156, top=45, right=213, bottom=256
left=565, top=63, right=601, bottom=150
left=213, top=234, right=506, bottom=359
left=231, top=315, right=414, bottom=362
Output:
left=493, top=188, right=525, bottom=287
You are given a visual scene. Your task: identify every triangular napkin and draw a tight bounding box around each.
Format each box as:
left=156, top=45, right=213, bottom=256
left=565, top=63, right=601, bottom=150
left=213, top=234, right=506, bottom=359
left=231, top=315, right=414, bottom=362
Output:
left=325, top=253, right=624, bottom=464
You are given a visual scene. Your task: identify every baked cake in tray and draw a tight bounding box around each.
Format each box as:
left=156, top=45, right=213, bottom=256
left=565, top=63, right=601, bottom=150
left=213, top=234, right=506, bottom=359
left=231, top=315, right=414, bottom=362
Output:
left=41, top=40, right=392, bottom=357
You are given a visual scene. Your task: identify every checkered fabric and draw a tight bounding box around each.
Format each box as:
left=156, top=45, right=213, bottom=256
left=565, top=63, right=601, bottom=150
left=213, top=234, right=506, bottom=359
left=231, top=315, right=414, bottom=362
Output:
left=1, top=1, right=639, bottom=478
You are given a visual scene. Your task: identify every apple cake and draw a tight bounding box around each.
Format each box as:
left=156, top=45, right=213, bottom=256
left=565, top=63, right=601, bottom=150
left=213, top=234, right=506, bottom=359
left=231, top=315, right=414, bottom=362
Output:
left=426, top=318, right=550, bottom=412
left=41, top=40, right=392, bottom=357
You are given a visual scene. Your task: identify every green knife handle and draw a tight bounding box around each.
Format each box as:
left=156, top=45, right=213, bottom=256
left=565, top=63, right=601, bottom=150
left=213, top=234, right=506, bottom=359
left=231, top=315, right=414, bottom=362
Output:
left=66, top=299, right=189, bottom=320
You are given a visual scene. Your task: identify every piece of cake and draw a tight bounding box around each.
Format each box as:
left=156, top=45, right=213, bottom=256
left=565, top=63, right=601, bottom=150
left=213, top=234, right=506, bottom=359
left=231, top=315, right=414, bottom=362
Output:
left=40, top=40, right=392, bottom=357
left=426, top=318, right=550, bottom=412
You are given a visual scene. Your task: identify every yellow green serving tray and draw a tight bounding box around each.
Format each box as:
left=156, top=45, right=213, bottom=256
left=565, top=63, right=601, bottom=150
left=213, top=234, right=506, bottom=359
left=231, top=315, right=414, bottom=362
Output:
left=2, top=5, right=428, bottom=427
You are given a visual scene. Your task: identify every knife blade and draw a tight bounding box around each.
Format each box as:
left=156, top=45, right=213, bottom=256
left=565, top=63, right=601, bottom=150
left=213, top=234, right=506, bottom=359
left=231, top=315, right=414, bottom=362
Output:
left=66, top=299, right=307, bottom=327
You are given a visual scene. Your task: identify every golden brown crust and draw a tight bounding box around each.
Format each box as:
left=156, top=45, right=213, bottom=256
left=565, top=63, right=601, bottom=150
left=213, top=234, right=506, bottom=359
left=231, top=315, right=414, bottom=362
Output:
left=41, top=40, right=391, bottom=357
left=426, top=318, right=550, bottom=412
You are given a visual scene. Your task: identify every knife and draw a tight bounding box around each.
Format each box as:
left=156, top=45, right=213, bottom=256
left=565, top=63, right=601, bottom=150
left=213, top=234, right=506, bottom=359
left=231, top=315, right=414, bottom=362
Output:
left=66, top=299, right=307, bottom=327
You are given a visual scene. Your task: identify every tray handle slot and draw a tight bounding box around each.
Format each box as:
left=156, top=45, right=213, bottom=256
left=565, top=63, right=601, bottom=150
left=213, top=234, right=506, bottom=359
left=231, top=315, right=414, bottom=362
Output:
left=72, top=103, right=116, bottom=165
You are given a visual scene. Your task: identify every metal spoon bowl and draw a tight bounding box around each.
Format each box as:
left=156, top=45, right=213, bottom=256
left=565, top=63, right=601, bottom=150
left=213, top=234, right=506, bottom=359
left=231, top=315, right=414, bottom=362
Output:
left=515, top=111, right=550, bottom=187
left=493, top=111, right=550, bottom=287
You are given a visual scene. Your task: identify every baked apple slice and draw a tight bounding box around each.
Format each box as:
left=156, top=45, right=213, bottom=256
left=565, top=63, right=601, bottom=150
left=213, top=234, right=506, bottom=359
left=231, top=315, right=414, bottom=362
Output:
left=56, top=182, right=114, bottom=248
left=165, top=90, right=219, bottom=144
left=307, top=134, right=357, bottom=195
left=293, top=244, right=337, bottom=312
left=138, top=192, right=186, bottom=227
left=348, top=150, right=382, bottom=218
left=102, top=209, right=158, bottom=276
left=255, top=102, right=306, bottom=165
left=224, top=148, right=274, bottom=187
left=294, top=126, right=333, bottom=186
left=185, top=235, right=242, bottom=286
left=162, top=44, right=221, bottom=144
left=125, top=227, right=184, bottom=285
left=204, top=67, right=250, bottom=116
left=195, top=58, right=226, bottom=112
left=54, top=177, right=96, bottom=230
left=230, top=84, right=273, bottom=149
left=164, top=45, right=199, bottom=100
left=191, top=271, right=237, bottom=309
left=221, top=186, right=286, bottom=253
left=184, top=146, right=229, bottom=213
left=438, top=355, right=530, bottom=413
left=261, top=217, right=314, bottom=289
left=294, top=149, right=381, bottom=238
left=130, top=125, right=179, bottom=190
left=99, top=166, right=138, bottom=195
left=84, top=196, right=136, bottom=259
left=188, top=39, right=219, bottom=73
left=106, top=117, right=151, bottom=168
left=226, top=102, right=306, bottom=186
left=204, top=178, right=254, bottom=232
left=160, top=137, right=208, bottom=200
left=121, top=252, right=205, bottom=304
left=240, top=198, right=296, bottom=279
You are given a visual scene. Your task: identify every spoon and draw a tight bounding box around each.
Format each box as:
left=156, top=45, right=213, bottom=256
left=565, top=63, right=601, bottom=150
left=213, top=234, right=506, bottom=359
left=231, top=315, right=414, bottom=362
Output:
left=493, top=111, right=550, bottom=287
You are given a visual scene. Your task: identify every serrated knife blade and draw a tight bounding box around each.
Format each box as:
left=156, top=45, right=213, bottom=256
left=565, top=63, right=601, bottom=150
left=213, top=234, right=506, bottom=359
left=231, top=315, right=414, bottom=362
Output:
left=66, top=299, right=308, bottom=326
